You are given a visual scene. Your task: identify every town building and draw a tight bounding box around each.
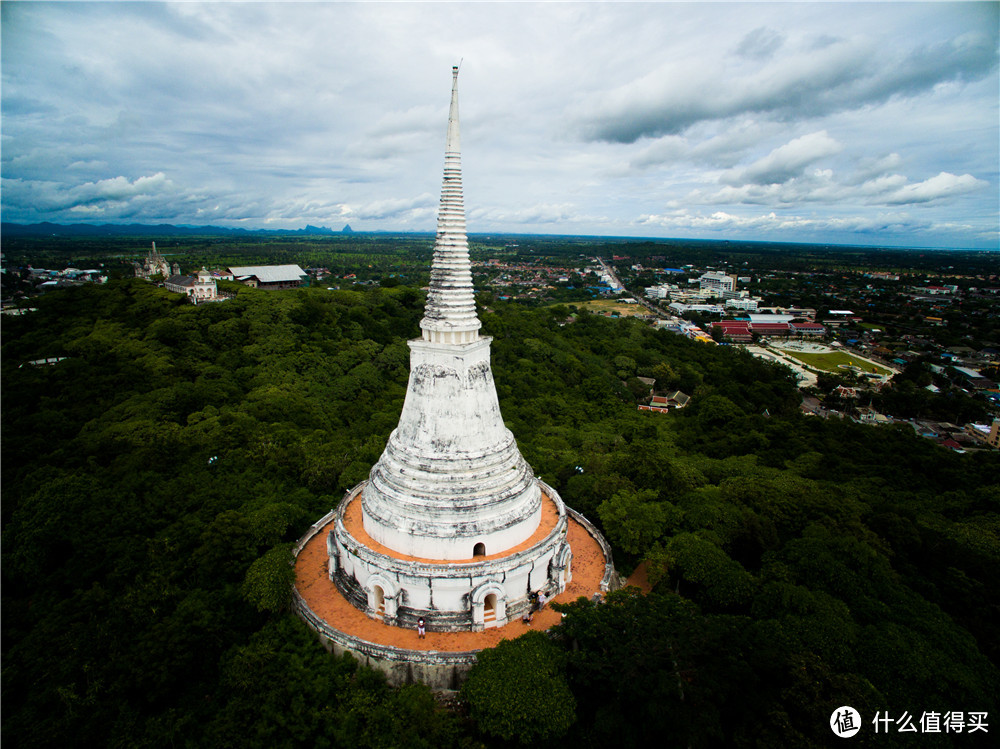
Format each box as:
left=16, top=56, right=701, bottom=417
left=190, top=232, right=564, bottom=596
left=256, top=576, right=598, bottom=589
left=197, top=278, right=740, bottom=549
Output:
left=23, top=267, right=107, bottom=289
left=822, top=310, right=860, bottom=326
left=951, top=366, right=996, bottom=391
left=748, top=313, right=794, bottom=324
left=669, top=302, right=724, bottom=315
left=965, top=420, right=1000, bottom=449
left=784, top=307, right=817, bottom=320
left=639, top=391, right=692, bottom=413
left=698, top=271, right=735, bottom=296
left=726, top=297, right=759, bottom=311
left=712, top=321, right=754, bottom=342
left=789, top=322, right=826, bottom=337
left=711, top=320, right=826, bottom=340
left=645, top=284, right=677, bottom=300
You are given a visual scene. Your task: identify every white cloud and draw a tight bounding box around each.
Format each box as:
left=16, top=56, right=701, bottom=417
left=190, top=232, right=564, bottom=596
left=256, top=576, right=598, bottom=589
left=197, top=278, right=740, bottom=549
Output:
left=76, top=173, right=173, bottom=204
left=627, top=121, right=779, bottom=172
left=882, top=172, right=988, bottom=205
left=688, top=165, right=988, bottom=210
left=354, top=194, right=437, bottom=221
left=472, top=203, right=581, bottom=226
left=2, top=172, right=176, bottom=214
left=636, top=208, right=940, bottom=238
left=850, top=153, right=904, bottom=185
left=721, top=130, right=842, bottom=186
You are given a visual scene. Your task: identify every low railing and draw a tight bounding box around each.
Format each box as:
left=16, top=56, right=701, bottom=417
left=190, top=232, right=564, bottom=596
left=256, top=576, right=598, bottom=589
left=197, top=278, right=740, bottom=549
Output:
left=293, top=482, right=365, bottom=557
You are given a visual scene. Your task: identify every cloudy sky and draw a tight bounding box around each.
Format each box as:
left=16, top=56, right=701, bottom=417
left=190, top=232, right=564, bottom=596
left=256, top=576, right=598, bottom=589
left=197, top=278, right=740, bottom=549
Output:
left=2, top=2, right=998, bottom=248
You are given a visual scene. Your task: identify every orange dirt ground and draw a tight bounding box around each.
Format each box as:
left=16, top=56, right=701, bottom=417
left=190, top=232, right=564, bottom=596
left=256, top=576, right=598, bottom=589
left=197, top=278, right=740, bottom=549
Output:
left=294, top=508, right=609, bottom=652
left=625, top=560, right=654, bottom=592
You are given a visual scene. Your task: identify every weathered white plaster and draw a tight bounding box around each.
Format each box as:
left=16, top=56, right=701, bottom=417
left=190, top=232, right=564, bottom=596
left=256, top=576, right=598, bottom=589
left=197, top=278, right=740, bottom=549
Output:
left=363, top=337, right=541, bottom=559
left=334, top=482, right=569, bottom=630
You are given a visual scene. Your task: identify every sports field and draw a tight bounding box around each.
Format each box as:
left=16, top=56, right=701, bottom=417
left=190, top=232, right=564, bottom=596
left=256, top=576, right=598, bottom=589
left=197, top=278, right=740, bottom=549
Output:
left=572, top=299, right=648, bottom=317
left=781, top=349, right=892, bottom=376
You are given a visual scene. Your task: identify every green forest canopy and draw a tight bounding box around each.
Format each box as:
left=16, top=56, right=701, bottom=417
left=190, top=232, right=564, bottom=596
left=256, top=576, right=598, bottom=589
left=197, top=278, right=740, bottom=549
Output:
left=3, top=279, right=997, bottom=747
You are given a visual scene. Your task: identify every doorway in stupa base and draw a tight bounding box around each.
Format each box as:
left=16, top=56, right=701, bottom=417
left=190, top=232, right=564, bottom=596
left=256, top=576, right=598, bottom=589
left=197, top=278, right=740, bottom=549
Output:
left=366, top=576, right=399, bottom=622
left=554, top=541, right=573, bottom=588
left=471, top=581, right=507, bottom=630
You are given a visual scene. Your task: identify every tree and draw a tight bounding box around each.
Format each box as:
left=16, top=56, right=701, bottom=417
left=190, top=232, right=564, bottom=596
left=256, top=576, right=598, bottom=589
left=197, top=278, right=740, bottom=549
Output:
left=694, top=394, right=744, bottom=428
left=4, top=271, right=999, bottom=749
left=241, top=543, right=295, bottom=613
left=597, top=488, right=669, bottom=556
left=461, top=631, right=576, bottom=744
left=665, top=532, right=754, bottom=609
left=552, top=589, right=760, bottom=748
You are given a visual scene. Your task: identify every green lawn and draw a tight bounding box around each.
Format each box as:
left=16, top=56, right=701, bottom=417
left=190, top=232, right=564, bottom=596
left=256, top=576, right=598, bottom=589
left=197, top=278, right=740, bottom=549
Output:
left=780, top=349, right=892, bottom=375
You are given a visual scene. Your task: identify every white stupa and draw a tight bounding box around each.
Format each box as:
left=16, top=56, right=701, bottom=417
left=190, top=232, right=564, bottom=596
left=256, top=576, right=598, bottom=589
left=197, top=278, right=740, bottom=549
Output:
left=327, top=67, right=573, bottom=631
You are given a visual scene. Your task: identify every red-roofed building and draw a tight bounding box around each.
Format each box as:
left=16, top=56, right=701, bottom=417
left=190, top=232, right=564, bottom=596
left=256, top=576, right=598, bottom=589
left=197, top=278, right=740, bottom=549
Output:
left=712, top=321, right=752, bottom=342
left=750, top=322, right=790, bottom=336
left=789, top=322, right=826, bottom=336
left=639, top=390, right=691, bottom=413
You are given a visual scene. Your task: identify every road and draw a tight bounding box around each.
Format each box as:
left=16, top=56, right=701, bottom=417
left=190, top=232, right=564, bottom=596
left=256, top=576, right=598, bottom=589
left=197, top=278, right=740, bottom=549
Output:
left=594, top=256, right=670, bottom=319
left=745, top=345, right=818, bottom=387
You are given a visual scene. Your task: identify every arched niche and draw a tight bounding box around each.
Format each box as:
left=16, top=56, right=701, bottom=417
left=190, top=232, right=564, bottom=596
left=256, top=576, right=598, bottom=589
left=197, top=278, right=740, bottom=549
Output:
left=366, top=574, right=399, bottom=620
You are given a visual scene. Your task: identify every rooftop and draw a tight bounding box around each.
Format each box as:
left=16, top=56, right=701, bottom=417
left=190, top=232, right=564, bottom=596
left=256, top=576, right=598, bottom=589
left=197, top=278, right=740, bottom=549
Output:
left=228, top=264, right=306, bottom=283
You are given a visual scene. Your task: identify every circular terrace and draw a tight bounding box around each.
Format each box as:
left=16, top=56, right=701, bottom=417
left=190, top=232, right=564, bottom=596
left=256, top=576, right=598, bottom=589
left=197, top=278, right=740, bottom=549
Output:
left=292, top=492, right=615, bottom=686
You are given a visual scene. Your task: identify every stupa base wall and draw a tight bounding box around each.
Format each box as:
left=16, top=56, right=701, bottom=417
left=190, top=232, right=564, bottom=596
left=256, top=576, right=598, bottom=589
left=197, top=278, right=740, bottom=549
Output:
left=329, top=480, right=573, bottom=632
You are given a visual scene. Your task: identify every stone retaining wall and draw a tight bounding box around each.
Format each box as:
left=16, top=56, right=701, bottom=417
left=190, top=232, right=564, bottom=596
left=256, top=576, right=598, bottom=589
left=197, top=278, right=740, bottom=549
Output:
left=292, top=589, right=478, bottom=690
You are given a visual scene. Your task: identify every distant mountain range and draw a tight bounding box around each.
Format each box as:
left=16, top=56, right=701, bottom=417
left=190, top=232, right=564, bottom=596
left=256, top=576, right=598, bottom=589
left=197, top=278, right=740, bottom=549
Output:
left=2, top=222, right=976, bottom=253
left=2, top=222, right=355, bottom=238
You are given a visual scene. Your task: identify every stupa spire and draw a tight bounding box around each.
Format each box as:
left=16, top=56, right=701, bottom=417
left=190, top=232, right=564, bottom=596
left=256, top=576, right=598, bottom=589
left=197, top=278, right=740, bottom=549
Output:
left=420, top=65, right=481, bottom=344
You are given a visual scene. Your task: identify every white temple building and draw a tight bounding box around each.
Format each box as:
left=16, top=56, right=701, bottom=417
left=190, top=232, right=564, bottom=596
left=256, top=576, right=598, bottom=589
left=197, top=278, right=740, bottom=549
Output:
left=134, top=242, right=179, bottom=280
left=163, top=267, right=220, bottom=303
left=326, top=67, right=575, bottom=632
